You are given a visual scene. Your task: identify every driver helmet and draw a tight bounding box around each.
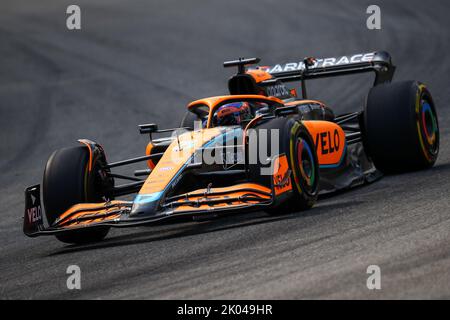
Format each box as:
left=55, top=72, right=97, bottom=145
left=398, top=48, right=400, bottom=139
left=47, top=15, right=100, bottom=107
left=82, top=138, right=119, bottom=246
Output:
left=215, top=102, right=252, bottom=126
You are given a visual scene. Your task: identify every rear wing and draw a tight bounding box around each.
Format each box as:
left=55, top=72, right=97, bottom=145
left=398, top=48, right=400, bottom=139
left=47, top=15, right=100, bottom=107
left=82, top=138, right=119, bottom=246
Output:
left=262, top=51, right=395, bottom=86
left=225, top=51, right=395, bottom=99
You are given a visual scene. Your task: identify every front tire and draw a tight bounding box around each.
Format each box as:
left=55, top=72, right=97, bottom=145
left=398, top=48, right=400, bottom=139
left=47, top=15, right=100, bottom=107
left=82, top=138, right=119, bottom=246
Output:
left=249, top=117, right=319, bottom=214
left=364, top=81, right=439, bottom=173
left=43, top=146, right=111, bottom=244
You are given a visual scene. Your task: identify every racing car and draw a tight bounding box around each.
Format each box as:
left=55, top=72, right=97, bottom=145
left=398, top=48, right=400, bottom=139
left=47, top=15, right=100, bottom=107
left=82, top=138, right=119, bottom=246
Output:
left=23, top=51, right=439, bottom=244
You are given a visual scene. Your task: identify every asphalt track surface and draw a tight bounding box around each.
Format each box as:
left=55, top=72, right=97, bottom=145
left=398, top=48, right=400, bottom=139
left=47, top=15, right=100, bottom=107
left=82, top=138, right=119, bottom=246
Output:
left=1, top=0, right=450, bottom=299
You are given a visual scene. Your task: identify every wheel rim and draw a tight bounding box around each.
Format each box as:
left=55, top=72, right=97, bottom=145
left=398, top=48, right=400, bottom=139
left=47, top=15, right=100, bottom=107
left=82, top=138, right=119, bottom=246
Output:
left=421, top=101, right=437, bottom=145
left=417, top=98, right=439, bottom=159
left=295, top=137, right=316, bottom=191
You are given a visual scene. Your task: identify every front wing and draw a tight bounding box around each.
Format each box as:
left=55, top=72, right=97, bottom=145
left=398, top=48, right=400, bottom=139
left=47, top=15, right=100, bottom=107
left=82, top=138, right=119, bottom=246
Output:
left=23, top=180, right=287, bottom=238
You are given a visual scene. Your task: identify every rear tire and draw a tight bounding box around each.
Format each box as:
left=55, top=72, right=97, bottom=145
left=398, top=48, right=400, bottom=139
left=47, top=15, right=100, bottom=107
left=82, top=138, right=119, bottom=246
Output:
left=43, top=146, right=111, bottom=244
left=364, top=81, right=439, bottom=173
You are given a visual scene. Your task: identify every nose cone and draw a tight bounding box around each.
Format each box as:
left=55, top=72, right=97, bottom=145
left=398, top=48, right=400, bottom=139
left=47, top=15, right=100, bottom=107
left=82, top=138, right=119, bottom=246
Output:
left=130, top=192, right=162, bottom=217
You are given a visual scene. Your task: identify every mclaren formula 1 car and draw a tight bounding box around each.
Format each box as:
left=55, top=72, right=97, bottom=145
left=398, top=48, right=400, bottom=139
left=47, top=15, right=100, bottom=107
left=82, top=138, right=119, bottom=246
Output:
left=23, top=51, right=439, bottom=244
